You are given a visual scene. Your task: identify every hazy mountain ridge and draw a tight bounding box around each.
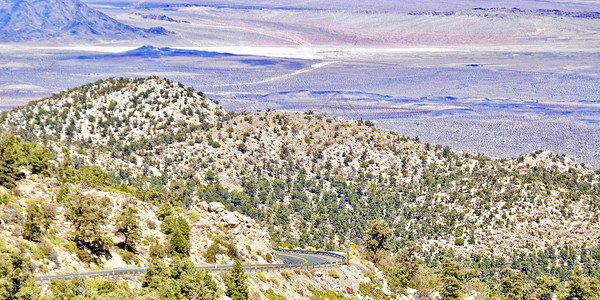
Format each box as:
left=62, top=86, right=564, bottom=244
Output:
left=76, top=45, right=239, bottom=59
left=406, top=7, right=600, bottom=18
left=0, top=0, right=171, bottom=42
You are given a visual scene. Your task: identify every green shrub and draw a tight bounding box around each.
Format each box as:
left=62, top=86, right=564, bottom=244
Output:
left=119, top=250, right=136, bottom=264
left=257, top=272, right=267, bottom=282
left=328, top=268, right=341, bottom=279
left=205, top=170, right=216, bottom=181
left=268, top=276, right=281, bottom=286
left=0, top=194, right=10, bottom=205
left=455, top=238, right=465, bottom=246
left=359, top=282, right=390, bottom=300
left=63, top=241, right=77, bottom=252
left=187, top=212, right=200, bottom=222
left=309, top=286, right=346, bottom=300
left=205, top=242, right=218, bottom=263
left=265, top=290, right=286, bottom=300
left=149, top=240, right=166, bottom=259
left=281, top=270, right=293, bottom=280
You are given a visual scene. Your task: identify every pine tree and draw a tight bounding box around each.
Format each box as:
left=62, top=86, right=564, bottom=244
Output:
left=23, top=202, right=43, bottom=242
left=226, top=260, right=249, bottom=300
left=535, top=275, right=559, bottom=300
left=566, top=268, right=600, bottom=300
left=440, top=259, right=463, bottom=300
left=116, top=206, right=141, bottom=252
left=0, top=134, right=50, bottom=189
left=169, top=217, right=190, bottom=254
left=142, top=257, right=218, bottom=300
left=0, top=251, right=40, bottom=300
left=23, top=200, right=55, bottom=242
left=365, top=219, right=391, bottom=262
left=66, top=193, right=111, bottom=255
left=500, top=269, right=530, bottom=300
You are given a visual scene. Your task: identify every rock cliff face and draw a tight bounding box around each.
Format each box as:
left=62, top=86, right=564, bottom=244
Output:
left=0, top=0, right=170, bottom=42
left=0, top=174, right=275, bottom=275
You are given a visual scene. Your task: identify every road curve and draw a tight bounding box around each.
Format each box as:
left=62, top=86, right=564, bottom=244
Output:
left=35, top=249, right=346, bottom=283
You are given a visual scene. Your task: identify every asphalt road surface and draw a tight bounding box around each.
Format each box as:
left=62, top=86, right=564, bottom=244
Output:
left=35, top=249, right=346, bottom=283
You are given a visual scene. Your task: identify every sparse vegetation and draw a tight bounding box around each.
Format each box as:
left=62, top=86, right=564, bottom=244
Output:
left=2, top=77, right=600, bottom=299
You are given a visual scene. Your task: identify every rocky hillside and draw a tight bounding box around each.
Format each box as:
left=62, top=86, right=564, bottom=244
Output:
left=0, top=128, right=402, bottom=300
left=0, top=171, right=274, bottom=276
left=3, top=77, right=600, bottom=264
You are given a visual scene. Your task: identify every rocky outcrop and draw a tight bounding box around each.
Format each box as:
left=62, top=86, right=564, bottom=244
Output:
left=189, top=201, right=271, bottom=264
left=208, top=201, right=225, bottom=213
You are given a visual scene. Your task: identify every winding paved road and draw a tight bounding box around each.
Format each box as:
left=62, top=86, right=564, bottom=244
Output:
left=35, top=249, right=346, bottom=283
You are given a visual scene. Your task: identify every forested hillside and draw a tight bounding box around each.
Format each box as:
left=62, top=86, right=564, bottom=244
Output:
left=3, top=77, right=600, bottom=299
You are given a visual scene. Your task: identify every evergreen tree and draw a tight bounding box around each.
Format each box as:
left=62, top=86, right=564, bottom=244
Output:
left=440, top=259, right=463, bottom=300
left=142, top=257, right=218, bottom=300
left=226, top=260, right=248, bottom=300
left=115, top=206, right=141, bottom=252
left=0, top=251, right=40, bottom=300
left=23, top=202, right=43, bottom=242
left=22, top=200, right=54, bottom=242
left=65, top=193, right=111, bottom=255
left=156, top=202, right=174, bottom=221
left=169, top=217, right=191, bottom=254
left=365, top=219, right=391, bottom=262
left=535, top=275, right=560, bottom=300
left=500, top=269, right=530, bottom=300
left=0, top=134, right=50, bottom=189
left=566, top=268, right=600, bottom=300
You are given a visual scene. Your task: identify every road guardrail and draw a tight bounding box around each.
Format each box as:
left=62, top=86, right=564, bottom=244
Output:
left=35, top=248, right=347, bottom=283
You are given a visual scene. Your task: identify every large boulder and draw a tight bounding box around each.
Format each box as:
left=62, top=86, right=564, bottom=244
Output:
left=208, top=202, right=225, bottom=212
left=197, top=201, right=209, bottom=211
left=222, top=212, right=240, bottom=227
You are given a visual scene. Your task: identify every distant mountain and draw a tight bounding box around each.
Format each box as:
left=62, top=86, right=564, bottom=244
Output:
left=76, top=45, right=237, bottom=59
left=0, top=0, right=171, bottom=42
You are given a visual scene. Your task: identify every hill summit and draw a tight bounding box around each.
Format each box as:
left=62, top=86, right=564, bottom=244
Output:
left=0, top=0, right=171, bottom=42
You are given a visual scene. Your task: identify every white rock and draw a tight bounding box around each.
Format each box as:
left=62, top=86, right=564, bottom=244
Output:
left=198, top=201, right=209, bottom=211
left=465, top=290, right=481, bottom=300
left=223, top=212, right=240, bottom=226
left=432, top=291, right=441, bottom=299
left=208, top=202, right=225, bottom=212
